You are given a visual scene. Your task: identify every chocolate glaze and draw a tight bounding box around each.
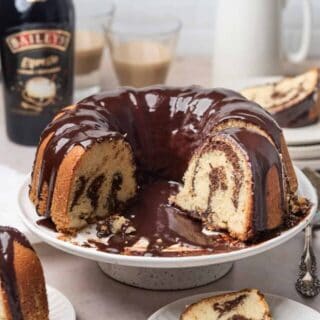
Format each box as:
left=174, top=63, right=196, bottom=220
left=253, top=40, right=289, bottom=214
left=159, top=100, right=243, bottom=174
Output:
left=33, top=86, right=282, bottom=217
left=272, top=91, right=319, bottom=128
left=0, top=227, right=34, bottom=320
left=93, top=180, right=246, bottom=256
left=218, top=128, right=285, bottom=232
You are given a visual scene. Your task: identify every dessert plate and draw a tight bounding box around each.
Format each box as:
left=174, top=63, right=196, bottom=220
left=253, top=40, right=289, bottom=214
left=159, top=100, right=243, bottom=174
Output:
left=47, top=285, right=76, bottom=320
left=148, top=291, right=320, bottom=320
left=231, top=76, right=320, bottom=146
left=18, top=167, right=317, bottom=269
left=284, top=121, right=320, bottom=146
left=293, top=158, right=320, bottom=171
left=288, top=143, right=320, bottom=160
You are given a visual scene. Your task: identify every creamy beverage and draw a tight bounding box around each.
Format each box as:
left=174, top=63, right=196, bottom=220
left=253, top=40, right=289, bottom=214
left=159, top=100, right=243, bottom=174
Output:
left=110, top=40, right=172, bottom=87
left=75, top=30, right=105, bottom=75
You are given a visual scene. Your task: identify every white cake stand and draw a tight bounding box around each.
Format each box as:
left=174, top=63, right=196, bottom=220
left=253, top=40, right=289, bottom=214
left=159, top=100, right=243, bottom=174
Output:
left=18, top=168, right=317, bottom=290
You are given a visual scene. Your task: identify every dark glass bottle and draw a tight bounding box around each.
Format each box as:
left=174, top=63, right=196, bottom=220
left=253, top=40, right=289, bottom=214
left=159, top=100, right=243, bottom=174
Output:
left=0, top=0, right=75, bottom=145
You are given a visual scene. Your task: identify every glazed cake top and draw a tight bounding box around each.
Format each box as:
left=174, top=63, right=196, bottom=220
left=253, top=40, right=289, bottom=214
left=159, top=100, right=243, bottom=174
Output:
left=36, top=86, right=283, bottom=217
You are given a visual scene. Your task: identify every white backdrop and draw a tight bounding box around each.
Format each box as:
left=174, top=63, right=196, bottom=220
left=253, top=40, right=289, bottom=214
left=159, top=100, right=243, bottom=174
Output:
left=75, top=0, right=320, bottom=57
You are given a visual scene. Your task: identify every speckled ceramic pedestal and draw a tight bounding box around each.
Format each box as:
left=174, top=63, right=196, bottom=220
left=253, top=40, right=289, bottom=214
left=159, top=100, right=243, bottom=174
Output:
left=97, top=262, right=233, bottom=290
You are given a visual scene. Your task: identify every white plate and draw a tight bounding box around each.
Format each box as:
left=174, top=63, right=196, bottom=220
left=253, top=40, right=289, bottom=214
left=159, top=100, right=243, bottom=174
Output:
left=47, top=285, right=76, bottom=320
left=284, top=122, right=320, bottom=146
left=231, top=76, right=320, bottom=146
left=18, top=167, right=317, bottom=269
left=293, top=158, right=320, bottom=171
left=289, top=144, right=320, bottom=160
left=148, top=291, right=320, bottom=320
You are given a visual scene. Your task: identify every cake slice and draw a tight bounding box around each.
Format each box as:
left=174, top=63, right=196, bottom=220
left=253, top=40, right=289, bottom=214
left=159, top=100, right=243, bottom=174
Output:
left=30, top=106, right=137, bottom=234
left=241, top=69, right=320, bottom=128
left=171, top=127, right=285, bottom=241
left=180, top=289, right=272, bottom=320
left=0, top=226, right=49, bottom=320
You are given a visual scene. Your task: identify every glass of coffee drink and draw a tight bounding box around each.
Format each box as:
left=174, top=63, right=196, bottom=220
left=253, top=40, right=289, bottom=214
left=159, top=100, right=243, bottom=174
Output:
left=74, top=0, right=115, bottom=100
left=107, top=13, right=181, bottom=88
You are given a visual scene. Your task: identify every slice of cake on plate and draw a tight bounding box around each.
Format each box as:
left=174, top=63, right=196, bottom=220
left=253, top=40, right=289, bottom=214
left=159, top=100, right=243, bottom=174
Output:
left=180, top=289, right=272, bottom=320
left=241, top=69, right=320, bottom=128
left=0, top=226, right=49, bottom=320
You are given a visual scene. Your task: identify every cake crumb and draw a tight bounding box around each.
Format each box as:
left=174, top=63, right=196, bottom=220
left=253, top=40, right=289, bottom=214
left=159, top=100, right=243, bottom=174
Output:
left=96, top=214, right=135, bottom=238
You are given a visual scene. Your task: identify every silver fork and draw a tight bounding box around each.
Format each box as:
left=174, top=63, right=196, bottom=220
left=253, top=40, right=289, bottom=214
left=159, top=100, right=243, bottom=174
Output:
left=296, top=224, right=320, bottom=297
left=295, top=168, right=320, bottom=297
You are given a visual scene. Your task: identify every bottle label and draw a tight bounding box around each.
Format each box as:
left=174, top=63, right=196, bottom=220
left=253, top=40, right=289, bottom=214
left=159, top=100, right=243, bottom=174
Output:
left=2, top=26, right=73, bottom=115
left=6, top=29, right=71, bottom=53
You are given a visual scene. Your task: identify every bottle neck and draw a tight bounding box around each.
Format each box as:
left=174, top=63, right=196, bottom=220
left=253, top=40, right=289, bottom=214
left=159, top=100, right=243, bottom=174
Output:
left=0, top=0, right=74, bottom=28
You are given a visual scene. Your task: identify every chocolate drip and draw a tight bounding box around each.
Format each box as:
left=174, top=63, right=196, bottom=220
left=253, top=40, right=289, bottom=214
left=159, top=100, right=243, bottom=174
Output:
left=36, top=105, right=122, bottom=217
left=36, top=218, right=58, bottom=232
left=34, top=86, right=282, bottom=217
left=213, top=294, right=247, bottom=318
left=221, top=128, right=285, bottom=232
left=0, top=227, right=33, bottom=320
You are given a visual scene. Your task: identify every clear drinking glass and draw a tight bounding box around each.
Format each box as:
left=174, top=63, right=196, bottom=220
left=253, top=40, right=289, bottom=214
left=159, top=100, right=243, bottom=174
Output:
left=107, top=14, right=181, bottom=88
left=74, top=0, right=115, bottom=100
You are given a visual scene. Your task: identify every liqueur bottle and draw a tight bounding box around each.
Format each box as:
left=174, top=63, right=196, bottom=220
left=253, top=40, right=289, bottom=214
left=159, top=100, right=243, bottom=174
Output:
left=0, top=0, right=75, bottom=145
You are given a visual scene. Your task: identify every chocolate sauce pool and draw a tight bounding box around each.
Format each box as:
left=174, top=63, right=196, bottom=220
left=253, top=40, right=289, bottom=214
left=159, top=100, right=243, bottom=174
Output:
left=89, top=180, right=246, bottom=256
left=36, top=178, right=308, bottom=257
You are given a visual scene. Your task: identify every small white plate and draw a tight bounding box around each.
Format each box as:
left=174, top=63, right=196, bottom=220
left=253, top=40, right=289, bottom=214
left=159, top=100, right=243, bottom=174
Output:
left=288, top=144, right=320, bottom=160
left=231, top=76, right=320, bottom=146
left=47, top=285, right=76, bottom=320
left=148, top=291, right=320, bottom=320
left=293, top=158, right=320, bottom=171
left=284, top=122, right=320, bottom=146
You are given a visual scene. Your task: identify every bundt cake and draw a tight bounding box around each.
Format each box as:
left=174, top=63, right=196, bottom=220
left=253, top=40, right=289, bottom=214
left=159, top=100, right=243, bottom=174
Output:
left=29, top=86, right=298, bottom=241
left=0, top=226, right=48, bottom=320
left=241, top=69, right=320, bottom=128
left=180, top=289, right=272, bottom=320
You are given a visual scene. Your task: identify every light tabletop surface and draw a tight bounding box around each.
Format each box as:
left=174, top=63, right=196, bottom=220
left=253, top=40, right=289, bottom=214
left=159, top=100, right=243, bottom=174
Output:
left=1, top=56, right=320, bottom=319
